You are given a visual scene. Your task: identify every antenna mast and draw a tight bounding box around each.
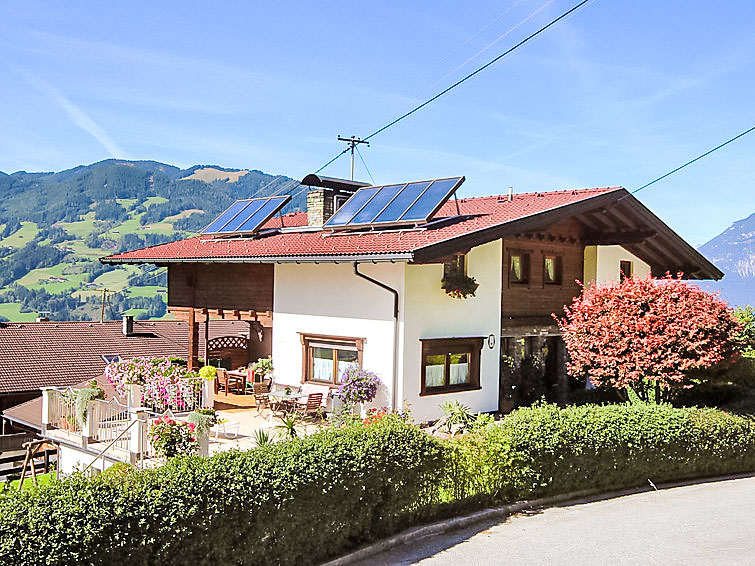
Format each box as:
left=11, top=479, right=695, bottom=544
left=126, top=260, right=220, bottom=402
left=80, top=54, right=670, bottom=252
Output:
left=337, top=135, right=369, bottom=180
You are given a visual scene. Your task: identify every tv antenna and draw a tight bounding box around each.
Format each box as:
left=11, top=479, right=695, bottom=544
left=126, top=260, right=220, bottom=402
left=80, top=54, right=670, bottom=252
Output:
left=337, top=136, right=370, bottom=180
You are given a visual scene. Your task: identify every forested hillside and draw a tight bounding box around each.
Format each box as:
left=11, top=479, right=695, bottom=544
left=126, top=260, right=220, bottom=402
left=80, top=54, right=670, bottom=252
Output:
left=0, top=160, right=303, bottom=321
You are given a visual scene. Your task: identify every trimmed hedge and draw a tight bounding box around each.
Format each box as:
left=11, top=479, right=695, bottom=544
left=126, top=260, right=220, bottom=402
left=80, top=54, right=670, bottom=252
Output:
left=2, top=404, right=755, bottom=565
left=0, top=418, right=444, bottom=566
left=450, top=403, right=755, bottom=502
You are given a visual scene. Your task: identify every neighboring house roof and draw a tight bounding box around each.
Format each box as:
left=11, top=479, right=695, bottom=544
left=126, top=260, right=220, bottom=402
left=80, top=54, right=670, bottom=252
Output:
left=0, top=320, right=248, bottom=394
left=101, top=187, right=722, bottom=279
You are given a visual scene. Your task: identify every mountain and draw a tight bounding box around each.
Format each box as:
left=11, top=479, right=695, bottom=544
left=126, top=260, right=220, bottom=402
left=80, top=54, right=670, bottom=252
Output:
left=0, top=159, right=304, bottom=322
left=698, top=212, right=755, bottom=307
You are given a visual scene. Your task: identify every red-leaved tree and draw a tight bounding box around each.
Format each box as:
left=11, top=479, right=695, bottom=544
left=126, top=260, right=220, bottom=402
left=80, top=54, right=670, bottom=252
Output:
left=555, top=274, right=741, bottom=402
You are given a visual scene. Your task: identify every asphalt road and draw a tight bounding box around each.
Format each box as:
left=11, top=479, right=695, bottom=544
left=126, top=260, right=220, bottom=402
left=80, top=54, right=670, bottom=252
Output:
left=351, top=476, right=755, bottom=566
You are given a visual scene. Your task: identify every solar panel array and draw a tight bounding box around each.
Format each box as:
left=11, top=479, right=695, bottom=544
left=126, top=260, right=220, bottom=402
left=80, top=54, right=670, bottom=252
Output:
left=323, top=176, right=465, bottom=229
left=202, top=195, right=291, bottom=235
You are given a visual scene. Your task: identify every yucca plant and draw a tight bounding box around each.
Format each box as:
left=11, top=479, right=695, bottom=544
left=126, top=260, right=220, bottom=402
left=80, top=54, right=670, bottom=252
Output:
left=251, top=427, right=271, bottom=447
left=274, top=412, right=303, bottom=441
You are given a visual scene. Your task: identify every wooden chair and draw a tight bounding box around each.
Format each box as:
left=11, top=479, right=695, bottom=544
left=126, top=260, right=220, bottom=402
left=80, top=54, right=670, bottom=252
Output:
left=216, top=368, right=242, bottom=396
left=253, top=382, right=270, bottom=413
left=296, top=393, right=323, bottom=418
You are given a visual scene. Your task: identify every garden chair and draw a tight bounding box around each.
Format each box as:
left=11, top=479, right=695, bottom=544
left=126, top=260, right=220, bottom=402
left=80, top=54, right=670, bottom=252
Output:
left=253, top=382, right=270, bottom=414
left=216, top=368, right=242, bottom=396
left=296, top=393, right=323, bottom=418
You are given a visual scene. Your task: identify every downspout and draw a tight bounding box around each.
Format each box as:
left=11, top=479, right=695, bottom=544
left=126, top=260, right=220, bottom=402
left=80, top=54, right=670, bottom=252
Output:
left=353, top=262, right=400, bottom=411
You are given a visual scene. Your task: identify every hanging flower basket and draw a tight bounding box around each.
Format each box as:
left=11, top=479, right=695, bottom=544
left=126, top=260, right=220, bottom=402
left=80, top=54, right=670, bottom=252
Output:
left=441, top=274, right=479, bottom=299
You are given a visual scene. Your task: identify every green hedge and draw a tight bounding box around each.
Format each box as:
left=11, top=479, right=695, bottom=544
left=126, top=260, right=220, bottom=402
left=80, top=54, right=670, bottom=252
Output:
left=2, top=404, right=755, bottom=565
left=0, top=417, right=444, bottom=566
left=449, top=403, right=755, bottom=503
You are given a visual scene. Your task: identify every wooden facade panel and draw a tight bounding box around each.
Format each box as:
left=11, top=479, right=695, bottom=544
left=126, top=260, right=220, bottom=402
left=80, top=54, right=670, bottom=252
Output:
left=502, top=219, right=585, bottom=323
left=168, top=263, right=274, bottom=312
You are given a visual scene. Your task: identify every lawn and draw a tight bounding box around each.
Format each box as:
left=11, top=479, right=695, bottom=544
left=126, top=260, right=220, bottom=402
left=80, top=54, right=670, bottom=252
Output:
left=0, top=302, right=37, bottom=322
left=127, top=285, right=167, bottom=298
left=0, top=222, right=39, bottom=248
left=58, top=213, right=97, bottom=239
left=92, top=265, right=141, bottom=290
left=5, top=472, right=55, bottom=491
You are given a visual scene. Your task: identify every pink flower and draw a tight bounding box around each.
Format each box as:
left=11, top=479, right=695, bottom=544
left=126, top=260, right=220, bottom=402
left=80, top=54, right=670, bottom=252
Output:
left=187, top=422, right=196, bottom=432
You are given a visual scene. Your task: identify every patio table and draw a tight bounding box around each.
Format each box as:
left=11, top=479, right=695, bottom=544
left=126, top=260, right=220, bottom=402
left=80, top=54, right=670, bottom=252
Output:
left=267, top=391, right=308, bottom=421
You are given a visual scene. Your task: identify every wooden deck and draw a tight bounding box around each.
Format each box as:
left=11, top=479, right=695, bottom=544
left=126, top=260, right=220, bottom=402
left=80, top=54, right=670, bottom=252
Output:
left=213, top=391, right=258, bottom=411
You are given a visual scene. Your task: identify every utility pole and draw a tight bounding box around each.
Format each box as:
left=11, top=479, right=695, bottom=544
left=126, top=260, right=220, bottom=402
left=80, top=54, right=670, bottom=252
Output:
left=99, top=288, right=114, bottom=323
left=337, top=136, right=369, bottom=180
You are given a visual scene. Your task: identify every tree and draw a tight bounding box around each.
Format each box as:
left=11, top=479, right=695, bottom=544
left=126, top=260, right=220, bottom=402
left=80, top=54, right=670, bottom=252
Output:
left=556, top=274, right=741, bottom=403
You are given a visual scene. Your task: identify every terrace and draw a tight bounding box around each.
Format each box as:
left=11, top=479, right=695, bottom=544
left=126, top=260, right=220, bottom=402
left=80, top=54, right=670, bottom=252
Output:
left=41, top=366, right=329, bottom=471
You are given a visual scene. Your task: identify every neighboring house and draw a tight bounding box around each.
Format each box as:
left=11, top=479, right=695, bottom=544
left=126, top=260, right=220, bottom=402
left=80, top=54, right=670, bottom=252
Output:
left=102, top=175, right=721, bottom=421
left=0, top=317, right=251, bottom=431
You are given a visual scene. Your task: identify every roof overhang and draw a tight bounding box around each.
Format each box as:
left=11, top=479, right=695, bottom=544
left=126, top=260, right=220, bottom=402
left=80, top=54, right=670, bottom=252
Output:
left=103, top=252, right=415, bottom=265
left=300, top=174, right=371, bottom=192
left=413, top=188, right=723, bottom=280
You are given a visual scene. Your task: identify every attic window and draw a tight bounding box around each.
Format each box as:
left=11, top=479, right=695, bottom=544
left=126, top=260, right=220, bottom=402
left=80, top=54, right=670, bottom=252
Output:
left=620, top=260, right=633, bottom=282
left=543, top=255, right=562, bottom=285
left=509, top=252, right=530, bottom=284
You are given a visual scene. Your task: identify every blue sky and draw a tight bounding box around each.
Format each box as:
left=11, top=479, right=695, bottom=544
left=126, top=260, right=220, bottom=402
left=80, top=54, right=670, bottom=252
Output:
left=1, top=1, right=753, bottom=245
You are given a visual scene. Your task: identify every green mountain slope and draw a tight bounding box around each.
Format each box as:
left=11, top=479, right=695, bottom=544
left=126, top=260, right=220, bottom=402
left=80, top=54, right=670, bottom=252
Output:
left=0, top=160, right=304, bottom=321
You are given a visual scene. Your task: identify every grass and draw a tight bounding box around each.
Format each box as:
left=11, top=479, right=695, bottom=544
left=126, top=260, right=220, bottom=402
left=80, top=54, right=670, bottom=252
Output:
left=0, top=222, right=39, bottom=248
left=58, top=213, right=97, bottom=239
left=0, top=302, right=37, bottom=322
left=92, top=265, right=141, bottom=290
left=5, top=472, right=55, bottom=492
left=127, top=285, right=166, bottom=298
left=16, top=263, right=90, bottom=293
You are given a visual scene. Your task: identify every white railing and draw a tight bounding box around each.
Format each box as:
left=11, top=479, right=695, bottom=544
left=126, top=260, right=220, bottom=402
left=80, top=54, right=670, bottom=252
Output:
left=47, top=387, right=81, bottom=434
left=142, top=378, right=207, bottom=414
left=90, top=398, right=131, bottom=452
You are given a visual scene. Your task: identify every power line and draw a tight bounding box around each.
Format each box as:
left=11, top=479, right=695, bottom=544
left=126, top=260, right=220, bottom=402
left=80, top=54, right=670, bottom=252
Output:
left=355, top=145, right=375, bottom=185
left=631, top=124, right=755, bottom=195
left=314, top=147, right=351, bottom=175
left=362, top=0, right=592, bottom=142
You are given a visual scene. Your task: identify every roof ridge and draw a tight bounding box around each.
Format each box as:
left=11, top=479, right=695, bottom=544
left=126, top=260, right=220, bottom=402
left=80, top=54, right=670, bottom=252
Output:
left=458, top=186, right=622, bottom=201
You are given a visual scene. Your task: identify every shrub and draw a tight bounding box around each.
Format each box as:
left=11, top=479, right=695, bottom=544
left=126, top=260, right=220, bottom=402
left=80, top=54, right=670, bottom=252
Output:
left=557, top=274, right=742, bottom=402
left=149, top=416, right=197, bottom=458
left=0, top=416, right=445, bottom=566
left=449, top=403, right=755, bottom=503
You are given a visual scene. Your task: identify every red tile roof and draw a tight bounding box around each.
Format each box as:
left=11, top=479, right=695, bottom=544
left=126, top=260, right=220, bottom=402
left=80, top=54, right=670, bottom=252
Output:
left=104, top=188, right=622, bottom=263
left=0, top=320, right=248, bottom=394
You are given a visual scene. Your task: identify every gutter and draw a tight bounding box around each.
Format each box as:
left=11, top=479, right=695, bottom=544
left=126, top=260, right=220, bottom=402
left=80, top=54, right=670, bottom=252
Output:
left=101, top=253, right=415, bottom=265
left=352, top=262, right=400, bottom=411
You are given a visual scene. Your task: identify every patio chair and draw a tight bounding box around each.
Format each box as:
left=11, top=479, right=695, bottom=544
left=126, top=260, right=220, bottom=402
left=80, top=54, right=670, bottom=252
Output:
left=253, top=382, right=270, bottom=414
left=296, top=393, right=323, bottom=418
left=216, top=368, right=243, bottom=396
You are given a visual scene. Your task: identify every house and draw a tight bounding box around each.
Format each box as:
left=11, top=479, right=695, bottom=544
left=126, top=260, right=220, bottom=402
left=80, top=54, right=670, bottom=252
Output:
left=102, top=175, right=721, bottom=421
left=0, top=317, right=251, bottom=432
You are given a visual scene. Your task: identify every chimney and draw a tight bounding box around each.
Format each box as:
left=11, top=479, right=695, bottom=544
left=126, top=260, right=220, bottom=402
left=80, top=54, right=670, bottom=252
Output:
left=122, top=315, right=134, bottom=336
left=301, top=174, right=370, bottom=227
left=306, top=188, right=335, bottom=227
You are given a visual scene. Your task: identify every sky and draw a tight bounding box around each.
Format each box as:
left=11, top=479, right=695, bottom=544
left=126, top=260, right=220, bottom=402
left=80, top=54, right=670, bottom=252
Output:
left=1, top=1, right=754, bottom=246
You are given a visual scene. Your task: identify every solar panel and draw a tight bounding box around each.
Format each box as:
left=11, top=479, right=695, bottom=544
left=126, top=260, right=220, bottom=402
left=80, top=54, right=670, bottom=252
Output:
left=202, top=195, right=291, bottom=235
left=323, top=176, right=464, bottom=229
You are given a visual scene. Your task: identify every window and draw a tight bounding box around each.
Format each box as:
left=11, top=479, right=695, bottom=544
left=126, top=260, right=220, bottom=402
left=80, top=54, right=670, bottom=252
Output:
left=620, top=260, right=633, bottom=282
left=333, top=194, right=349, bottom=211
left=420, top=338, right=483, bottom=395
left=443, top=254, right=466, bottom=279
left=301, top=334, right=363, bottom=385
left=509, top=252, right=530, bottom=284
left=543, top=255, right=562, bottom=285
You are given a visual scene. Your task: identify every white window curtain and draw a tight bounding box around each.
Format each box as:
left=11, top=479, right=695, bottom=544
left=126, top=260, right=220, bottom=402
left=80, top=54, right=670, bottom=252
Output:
left=449, top=362, right=469, bottom=384
left=313, top=358, right=333, bottom=382
left=425, top=363, right=445, bottom=387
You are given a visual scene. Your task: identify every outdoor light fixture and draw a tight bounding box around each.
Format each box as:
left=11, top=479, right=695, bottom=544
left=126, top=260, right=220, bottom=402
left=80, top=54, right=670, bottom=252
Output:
left=487, top=334, right=496, bottom=349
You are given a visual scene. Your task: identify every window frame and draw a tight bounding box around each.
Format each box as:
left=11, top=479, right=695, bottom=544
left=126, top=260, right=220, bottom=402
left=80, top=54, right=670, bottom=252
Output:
left=508, top=251, right=530, bottom=285
left=620, top=260, right=633, bottom=282
left=543, top=254, right=562, bottom=285
left=419, top=337, right=484, bottom=396
left=299, top=333, right=364, bottom=386
left=443, top=253, right=467, bottom=279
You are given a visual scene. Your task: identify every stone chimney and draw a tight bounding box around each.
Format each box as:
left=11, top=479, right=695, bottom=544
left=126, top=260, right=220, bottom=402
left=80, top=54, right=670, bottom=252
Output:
left=306, top=188, right=336, bottom=226
left=122, top=315, right=134, bottom=336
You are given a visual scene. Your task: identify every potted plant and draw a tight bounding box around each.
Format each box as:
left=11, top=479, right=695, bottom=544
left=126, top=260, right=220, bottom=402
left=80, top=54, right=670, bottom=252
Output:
left=252, top=356, right=274, bottom=383
left=335, top=364, right=381, bottom=417
left=441, top=273, right=479, bottom=299
left=148, top=416, right=198, bottom=459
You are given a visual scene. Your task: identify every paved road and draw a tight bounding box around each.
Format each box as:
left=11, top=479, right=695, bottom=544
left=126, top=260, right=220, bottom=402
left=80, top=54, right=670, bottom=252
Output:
left=351, top=476, right=755, bottom=566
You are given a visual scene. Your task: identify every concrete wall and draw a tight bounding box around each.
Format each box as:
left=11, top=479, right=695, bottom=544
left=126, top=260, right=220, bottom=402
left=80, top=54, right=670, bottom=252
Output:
left=57, top=443, right=120, bottom=475
left=272, top=262, right=404, bottom=410
left=402, top=240, right=503, bottom=421
left=584, top=245, right=652, bottom=285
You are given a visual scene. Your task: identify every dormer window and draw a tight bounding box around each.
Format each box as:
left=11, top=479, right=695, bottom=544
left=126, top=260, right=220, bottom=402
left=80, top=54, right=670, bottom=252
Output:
left=509, top=252, right=530, bottom=284
left=543, top=255, right=562, bottom=285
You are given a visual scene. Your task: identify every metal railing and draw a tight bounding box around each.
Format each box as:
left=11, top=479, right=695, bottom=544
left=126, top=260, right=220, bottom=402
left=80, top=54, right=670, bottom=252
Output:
left=47, top=387, right=81, bottom=434
left=90, top=398, right=131, bottom=452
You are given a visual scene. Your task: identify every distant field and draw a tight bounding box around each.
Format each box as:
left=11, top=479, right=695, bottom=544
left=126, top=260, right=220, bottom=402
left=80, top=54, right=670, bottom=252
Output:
left=92, top=265, right=141, bottom=290
left=59, top=213, right=96, bottom=239
left=0, top=302, right=37, bottom=322
left=127, top=285, right=167, bottom=298
left=144, top=196, right=169, bottom=208
left=180, top=167, right=249, bottom=183
left=0, top=222, right=39, bottom=248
